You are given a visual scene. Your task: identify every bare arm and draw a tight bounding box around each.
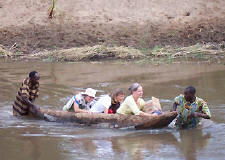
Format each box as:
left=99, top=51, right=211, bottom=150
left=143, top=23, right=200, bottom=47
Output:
left=73, top=103, right=89, bottom=113
left=171, top=102, right=178, bottom=112
left=139, top=111, right=157, bottom=117
left=191, top=101, right=211, bottom=119
left=21, top=96, right=45, bottom=119
left=103, top=107, right=108, bottom=114
left=191, top=112, right=211, bottom=119
left=22, top=96, right=38, bottom=115
left=22, top=96, right=33, bottom=106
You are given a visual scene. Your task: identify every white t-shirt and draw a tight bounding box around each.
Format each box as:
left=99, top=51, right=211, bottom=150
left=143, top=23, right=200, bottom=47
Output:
left=90, top=95, right=111, bottom=113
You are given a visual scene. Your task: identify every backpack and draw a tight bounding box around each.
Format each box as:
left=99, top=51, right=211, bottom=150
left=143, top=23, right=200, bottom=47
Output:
left=63, top=96, right=79, bottom=111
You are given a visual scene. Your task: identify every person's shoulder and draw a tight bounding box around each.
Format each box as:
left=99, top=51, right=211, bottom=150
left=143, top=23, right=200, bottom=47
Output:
left=126, top=95, right=133, bottom=99
left=104, top=95, right=111, bottom=101
left=120, top=95, right=131, bottom=105
left=75, top=93, right=83, bottom=100
left=178, top=94, right=184, bottom=98
left=100, top=94, right=111, bottom=100
left=125, top=95, right=133, bottom=101
left=196, top=97, right=207, bottom=104
left=97, top=95, right=111, bottom=103
left=174, top=94, right=184, bottom=104
left=23, top=77, right=30, bottom=85
left=99, top=95, right=111, bottom=106
left=175, top=94, right=184, bottom=99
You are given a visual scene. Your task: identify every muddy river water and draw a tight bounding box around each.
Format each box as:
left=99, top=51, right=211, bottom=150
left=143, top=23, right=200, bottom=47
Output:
left=0, top=60, right=224, bottom=160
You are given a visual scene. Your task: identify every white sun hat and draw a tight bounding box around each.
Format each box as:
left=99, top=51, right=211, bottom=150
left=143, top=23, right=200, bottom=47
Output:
left=81, top=88, right=96, bottom=98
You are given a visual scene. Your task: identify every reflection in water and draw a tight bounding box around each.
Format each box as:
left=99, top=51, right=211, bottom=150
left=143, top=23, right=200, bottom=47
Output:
left=72, top=138, right=97, bottom=155
left=177, top=129, right=211, bottom=160
left=62, top=129, right=210, bottom=160
left=111, top=132, right=179, bottom=160
left=0, top=60, right=225, bottom=160
left=60, top=132, right=178, bottom=160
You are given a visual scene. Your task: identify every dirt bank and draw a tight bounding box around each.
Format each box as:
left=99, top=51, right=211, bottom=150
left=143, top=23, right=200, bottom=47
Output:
left=0, top=0, right=225, bottom=55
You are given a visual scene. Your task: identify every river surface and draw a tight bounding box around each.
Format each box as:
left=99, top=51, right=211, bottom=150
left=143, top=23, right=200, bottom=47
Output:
left=0, top=59, right=225, bottom=160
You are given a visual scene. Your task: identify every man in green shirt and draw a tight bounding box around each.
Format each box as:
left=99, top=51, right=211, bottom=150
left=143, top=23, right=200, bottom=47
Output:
left=171, top=86, right=211, bottom=129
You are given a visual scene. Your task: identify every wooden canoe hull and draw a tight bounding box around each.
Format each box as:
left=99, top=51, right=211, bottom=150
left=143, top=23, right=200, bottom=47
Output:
left=40, top=108, right=177, bottom=129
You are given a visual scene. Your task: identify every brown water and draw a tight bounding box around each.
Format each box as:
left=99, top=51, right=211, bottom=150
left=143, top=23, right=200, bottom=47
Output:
left=0, top=59, right=225, bottom=160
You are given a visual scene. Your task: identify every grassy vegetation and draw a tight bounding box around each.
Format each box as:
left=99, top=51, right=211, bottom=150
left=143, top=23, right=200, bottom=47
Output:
left=139, top=42, right=225, bottom=64
left=0, top=45, right=13, bottom=57
left=33, top=45, right=144, bottom=61
left=0, top=43, right=224, bottom=64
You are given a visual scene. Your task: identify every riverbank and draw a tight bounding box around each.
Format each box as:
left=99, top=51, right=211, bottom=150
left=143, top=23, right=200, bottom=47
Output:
left=1, top=0, right=225, bottom=64
left=1, top=43, right=224, bottom=64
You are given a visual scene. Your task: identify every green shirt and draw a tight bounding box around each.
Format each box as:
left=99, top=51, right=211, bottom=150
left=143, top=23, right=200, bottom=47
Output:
left=174, top=94, right=211, bottom=129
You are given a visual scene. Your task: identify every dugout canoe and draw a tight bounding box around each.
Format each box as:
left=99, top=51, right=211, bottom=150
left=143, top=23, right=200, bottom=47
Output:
left=40, top=108, right=177, bottom=129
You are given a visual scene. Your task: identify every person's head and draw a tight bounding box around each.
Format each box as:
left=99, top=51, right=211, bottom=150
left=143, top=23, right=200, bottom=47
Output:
left=128, top=83, right=143, bottom=98
left=29, top=71, right=40, bottom=84
left=82, top=88, right=96, bottom=103
left=184, top=86, right=196, bottom=102
left=111, top=88, right=125, bottom=104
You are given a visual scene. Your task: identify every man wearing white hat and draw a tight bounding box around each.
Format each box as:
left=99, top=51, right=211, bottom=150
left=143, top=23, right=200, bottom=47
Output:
left=63, top=88, right=96, bottom=113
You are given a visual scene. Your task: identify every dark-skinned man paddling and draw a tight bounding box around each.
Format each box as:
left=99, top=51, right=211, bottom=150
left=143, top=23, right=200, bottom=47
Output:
left=13, top=71, right=49, bottom=120
left=171, top=86, right=211, bottom=129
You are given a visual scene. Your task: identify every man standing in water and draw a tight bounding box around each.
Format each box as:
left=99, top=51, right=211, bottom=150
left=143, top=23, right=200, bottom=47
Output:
left=13, top=71, right=45, bottom=119
left=171, top=86, right=211, bottom=129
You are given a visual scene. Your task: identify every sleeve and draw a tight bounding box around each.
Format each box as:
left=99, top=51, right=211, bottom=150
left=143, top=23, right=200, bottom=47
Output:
left=75, top=94, right=82, bottom=104
left=21, top=81, right=29, bottom=98
left=102, top=96, right=111, bottom=109
left=30, top=84, right=39, bottom=101
left=174, top=95, right=181, bottom=104
left=202, top=101, right=211, bottom=118
left=63, top=96, right=75, bottom=111
left=126, top=96, right=141, bottom=115
left=36, top=89, right=39, bottom=98
left=34, top=83, right=39, bottom=98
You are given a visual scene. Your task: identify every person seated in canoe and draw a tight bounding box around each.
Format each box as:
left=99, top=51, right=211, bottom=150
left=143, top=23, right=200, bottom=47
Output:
left=116, top=83, right=162, bottom=116
left=63, top=88, right=96, bottom=113
left=90, top=88, right=125, bottom=114
left=108, top=89, right=125, bottom=114
left=171, top=86, right=211, bottom=129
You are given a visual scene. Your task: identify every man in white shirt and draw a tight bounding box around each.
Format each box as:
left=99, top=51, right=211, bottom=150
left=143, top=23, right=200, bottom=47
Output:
left=63, top=88, right=96, bottom=113
left=90, top=95, right=111, bottom=113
